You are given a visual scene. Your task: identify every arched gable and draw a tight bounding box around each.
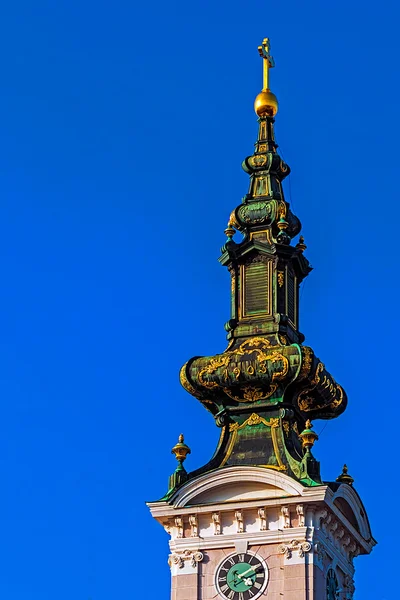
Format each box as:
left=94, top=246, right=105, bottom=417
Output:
left=171, top=466, right=306, bottom=508
left=332, top=485, right=372, bottom=541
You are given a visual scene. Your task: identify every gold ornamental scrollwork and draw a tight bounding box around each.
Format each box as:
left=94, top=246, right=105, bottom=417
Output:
left=180, top=362, right=198, bottom=397
left=248, top=154, right=267, bottom=168
left=196, top=337, right=289, bottom=403
left=297, top=361, right=345, bottom=413
left=226, top=414, right=286, bottom=471
left=224, top=384, right=277, bottom=403
left=229, top=413, right=279, bottom=432
left=278, top=202, right=287, bottom=218
left=198, top=354, right=231, bottom=389
left=298, top=347, right=313, bottom=381
left=277, top=271, right=284, bottom=287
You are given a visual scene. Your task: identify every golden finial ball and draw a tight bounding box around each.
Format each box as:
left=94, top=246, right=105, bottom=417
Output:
left=254, top=90, right=279, bottom=117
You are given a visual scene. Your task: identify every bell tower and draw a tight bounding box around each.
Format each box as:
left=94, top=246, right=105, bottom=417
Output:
left=147, top=38, right=376, bottom=600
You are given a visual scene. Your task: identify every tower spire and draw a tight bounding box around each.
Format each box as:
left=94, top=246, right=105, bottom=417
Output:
left=177, top=37, right=347, bottom=486
left=148, top=39, right=376, bottom=600
left=258, top=37, right=275, bottom=90
left=255, top=37, right=279, bottom=117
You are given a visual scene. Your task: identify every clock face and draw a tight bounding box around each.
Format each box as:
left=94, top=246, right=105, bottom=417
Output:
left=215, top=551, right=268, bottom=600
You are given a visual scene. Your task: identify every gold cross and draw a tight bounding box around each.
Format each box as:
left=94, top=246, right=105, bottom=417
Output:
left=258, top=38, right=275, bottom=91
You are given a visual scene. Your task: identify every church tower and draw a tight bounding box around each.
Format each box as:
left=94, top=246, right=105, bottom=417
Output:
left=147, top=38, right=376, bottom=600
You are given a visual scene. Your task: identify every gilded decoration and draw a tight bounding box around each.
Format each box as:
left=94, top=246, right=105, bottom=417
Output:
left=278, top=201, right=287, bottom=218
left=298, top=346, right=313, bottom=380
left=228, top=210, right=239, bottom=229
left=280, top=160, right=288, bottom=173
left=237, top=201, right=273, bottom=225
left=226, top=413, right=285, bottom=471
left=168, top=38, right=350, bottom=496
left=224, top=384, right=277, bottom=403
left=229, top=412, right=278, bottom=431
left=180, top=363, right=199, bottom=397
left=197, top=337, right=289, bottom=403
left=297, top=361, right=345, bottom=413
left=248, top=154, right=268, bottom=168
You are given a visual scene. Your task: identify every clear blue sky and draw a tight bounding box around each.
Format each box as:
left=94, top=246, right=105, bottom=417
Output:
left=0, top=1, right=397, bottom=598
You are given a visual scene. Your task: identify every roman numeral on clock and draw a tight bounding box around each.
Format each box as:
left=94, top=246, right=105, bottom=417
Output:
left=221, top=584, right=229, bottom=593
left=238, top=554, right=245, bottom=562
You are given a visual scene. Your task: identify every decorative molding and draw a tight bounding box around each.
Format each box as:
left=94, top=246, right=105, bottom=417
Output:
left=312, top=531, right=356, bottom=582
left=244, top=254, right=270, bottom=266
left=235, top=510, right=244, bottom=533
left=162, top=521, right=171, bottom=534
left=189, top=514, right=198, bottom=537
left=168, top=550, right=204, bottom=570
left=258, top=507, right=267, bottom=531
left=212, top=512, right=221, bottom=535
left=342, top=535, right=351, bottom=548
left=175, top=516, right=184, bottom=539
left=278, top=539, right=311, bottom=559
left=314, top=541, right=327, bottom=565
left=169, top=466, right=305, bottom=508
left=281, top=506, right=291, bottom=528
left=330, top=521, right=338, bottom=535
left=296, top=504, right=305, bottom=527
left=170, top=527, right=314, bottom=554
left=344, top=574, right=355, bottom=599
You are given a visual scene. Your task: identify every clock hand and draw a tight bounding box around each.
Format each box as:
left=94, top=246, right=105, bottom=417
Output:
left=237, top=566, right=255, bottom=579
left=243, top=577, right=253, bottom=586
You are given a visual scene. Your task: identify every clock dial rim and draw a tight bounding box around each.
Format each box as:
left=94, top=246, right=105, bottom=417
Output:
left=215, top=550, right=269, bottom=600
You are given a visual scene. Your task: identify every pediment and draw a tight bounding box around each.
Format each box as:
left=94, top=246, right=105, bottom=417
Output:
left=187, top=480, right=294, bottom=505
left=171, top=466, right=305, bottom=508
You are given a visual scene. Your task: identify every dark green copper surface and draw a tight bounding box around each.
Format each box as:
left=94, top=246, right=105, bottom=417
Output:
left=167, top=114, right=348, bottom=498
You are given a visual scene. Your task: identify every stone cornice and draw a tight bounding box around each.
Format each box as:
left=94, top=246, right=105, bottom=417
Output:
left=147, top=489, right=328, bottom=519
left=169, top=526, right=309, bottom=552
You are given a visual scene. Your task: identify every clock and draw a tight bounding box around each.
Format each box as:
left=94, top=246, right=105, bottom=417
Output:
left=326, top=568, right=339, bottom=600
left=215, top=551, right=268, bottom=600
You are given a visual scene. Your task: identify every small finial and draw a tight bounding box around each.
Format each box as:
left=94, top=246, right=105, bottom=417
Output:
left=171, top=433, right=191, bottom=465
left=299, top=420, right=319, bottom=451
left=296, top=235, right=307, bottom=252
left=224, top=224, right=236, bottom=240
left=277, top=215, right=289, bottom=231
left=336, top=464, right=354, bottom=486
left=276, top=215, right=290, bottom=245
left=254, top=37, right=278, bottom=117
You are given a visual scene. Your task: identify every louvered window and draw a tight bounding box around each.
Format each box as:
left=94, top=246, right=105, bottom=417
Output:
left=287, top=272, right=296, bottom=325
left=243, top=260, right=271, bottom=316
